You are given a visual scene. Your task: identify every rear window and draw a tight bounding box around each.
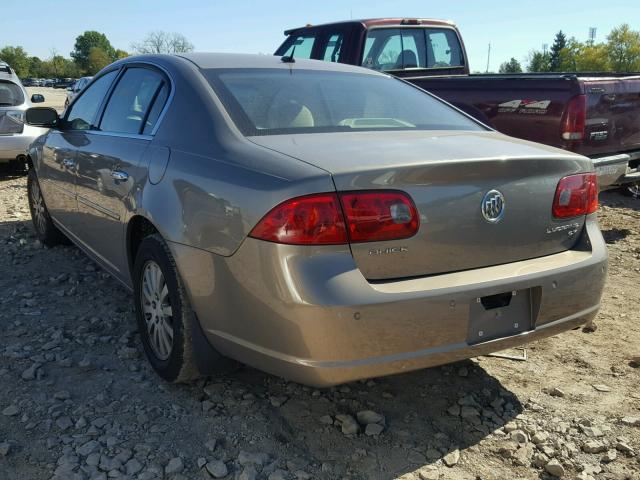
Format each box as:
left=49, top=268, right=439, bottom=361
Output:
left=204, top=68, right=482, bottom=136
left=362, top=27, right=464, bottom=71
left=0, top=80, right=25, bottom=107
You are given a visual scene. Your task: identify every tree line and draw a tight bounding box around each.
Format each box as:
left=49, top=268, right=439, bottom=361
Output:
left=0, top=30, right=194, bottom=79
left=497, top=23, right=640, bottom=74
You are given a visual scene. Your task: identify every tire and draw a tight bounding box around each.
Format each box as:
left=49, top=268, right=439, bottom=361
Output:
left=27, top=169, right=68, bottom=246
left=620, top=181, right=640, bottom=198
left=133, top=234, right=201, bottom=383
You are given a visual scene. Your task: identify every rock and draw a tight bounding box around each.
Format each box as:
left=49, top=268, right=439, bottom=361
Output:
left=319, top=415, right=333, bottom=425
left=407, top=451, right=426, bottom=464
left=0, top=442, right=10, bottom=456
left=601, top=449, right=617, bottom=463
left=270, top=396, right=288, bottom=407
left=2, top=405, right=19, bottom=416
left=56, top=416, right=73, bottom=431
left=447, top=405, right=461, bottom=416
left=583, top=440, right=606, bottom=454
left=581, top=426, right=604, bottom=438
left=591, top=384, right=611, bottom=392
left=545, top=459, right=565, bottom=477
left=417, top=468, right=439, bottom=480
left=532, top=431, right=549, bottom=444
left=205, top=460, right=228, bottom=478
left=510, top=430, right=528, bottom=444
left=365, top=423, right=384, bottom=436
left=356, top=410, right=384, bottom=425
left=268, top=470, right=289, bottom=480
left=125, top=458, right=143, bottom=475
left=621, top=416, right=640, bottom=427
left=442, top=449, right=460, bottom=467
left=21, top=363, right=39, bottom=380
left=238, top=451, right=270, bottom=467
left=457, top=367, right=468, bottom=377
left=532, top=453, right=549, bottom=468
left=615, top=441, right=636, bottom=456
left=460, top=406, right=480, bottom=418
left=549, top=387, right=566, bottom=398
left=335, top=414, right=359, bottom=435
left=165, top=457, right=184, bottom=475
left=238, top=466, right=258, bottom=480
left=629, top=356, right=640, bottom=368
left=197, top=457, right=207, bottom=469
left=77, top=440, right=99, bottom=456
left=205, top=439, right=217, bottom=452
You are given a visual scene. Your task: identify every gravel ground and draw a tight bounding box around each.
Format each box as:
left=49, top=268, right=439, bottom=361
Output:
left=0, top=169, right=638, bottom=480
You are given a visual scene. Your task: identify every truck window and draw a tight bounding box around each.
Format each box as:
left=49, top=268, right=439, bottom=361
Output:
left=280, top=35, right=316, bottom=59
left=322, top=34, right=344, bottom=62
left=362, top=27, right=463, bottom=71
left=426, top=29, right=464, bottom=68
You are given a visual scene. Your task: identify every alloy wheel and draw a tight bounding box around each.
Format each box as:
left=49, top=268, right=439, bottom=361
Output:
left=140, top=260, right=174, bottom=360
left=30, top=178, right=47, bottom=235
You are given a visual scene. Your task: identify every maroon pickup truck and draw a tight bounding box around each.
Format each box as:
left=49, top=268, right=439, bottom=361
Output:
left=274, top=18, right=640, bottom=195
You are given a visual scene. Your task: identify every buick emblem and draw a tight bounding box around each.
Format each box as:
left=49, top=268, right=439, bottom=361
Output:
left=481, top=189, right=505, bottom=223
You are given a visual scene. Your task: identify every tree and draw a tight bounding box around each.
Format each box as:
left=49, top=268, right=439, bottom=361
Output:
left=607, top=24, right=640, bottom=72
left=71, top=31, right=115, bottom=73
left=575, top=43, right=610, bottom=71
left=87, top=47, right=111, bottom=75
left=0, top=46, right=30, bottom=77
left=528, top=51, right=551, bottom=72
left=499, top=57, right=523, bottom=73
left=29, top=56, right=43, bottom=77
left=114, top=49, right=130, bottom=60
left=131, top=31, right=194, bottom=54
left=549, top=30, right=567, bottom=71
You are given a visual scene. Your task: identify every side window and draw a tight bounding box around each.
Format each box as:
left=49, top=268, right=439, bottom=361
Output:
left=65, top=70, right=117, bottom=130
left=426, top=29, right=464, bottom=68
left=321, top=33, right=344, bottom=62
left=281, top=35, right=316, bottom=59
left=362, top=29, right=402, bottom=71
left=142, top=82, right=169, bottom=135
left=399, top=30, right=426, bottom=68
left=99, top=68, right=165, bottom=135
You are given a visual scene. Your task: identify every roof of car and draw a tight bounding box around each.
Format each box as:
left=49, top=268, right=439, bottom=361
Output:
left=174, top=52, right=383, bottom=75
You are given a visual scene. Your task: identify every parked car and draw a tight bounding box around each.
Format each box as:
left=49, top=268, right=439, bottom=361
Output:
left=275, top=18, right=640, bottom=197
left=54, top=78, right=75, bottom=89
left=64, top=76, right=92, bottom=109
left=21, top=78, right=37, bottom=87
left=24, top=53, right=607, bottom=387
left=0, top=62, right=46, bottom=169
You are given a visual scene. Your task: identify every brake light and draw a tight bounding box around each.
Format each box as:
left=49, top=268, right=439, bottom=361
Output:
left=552, top=173, right=598, bottom=218
left=249, top=191, right=419, bottom=245
left=340, top=191, right=419, bottom=242
left=561, top=94, right=586, bottom=141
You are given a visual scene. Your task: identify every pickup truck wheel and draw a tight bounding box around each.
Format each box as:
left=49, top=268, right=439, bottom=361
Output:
left=133, top=234, right=201, bottom=383
left=27, top=170, right=68, bottom=246
left=621, top=181, right=640, bottom=198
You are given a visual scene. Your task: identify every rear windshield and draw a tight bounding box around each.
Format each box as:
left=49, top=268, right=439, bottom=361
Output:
left=0, top=80, right=25, bottom=107
left=204, top=68, right=483, bottom=136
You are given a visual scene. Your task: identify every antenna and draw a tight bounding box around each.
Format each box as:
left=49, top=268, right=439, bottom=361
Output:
left=588, top=27, right=597, bottom=45
left=486, top=43, right=491, bottom=73
left=281, top=44, right=296, bottom=63
left=542, top=43, right=548, bottom=56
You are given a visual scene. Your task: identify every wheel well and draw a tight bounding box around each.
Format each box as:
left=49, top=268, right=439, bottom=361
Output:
left=127, top=216, right=159, bottom=273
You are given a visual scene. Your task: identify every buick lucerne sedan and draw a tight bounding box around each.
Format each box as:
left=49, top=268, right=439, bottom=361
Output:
left=24, top=53, right=607, bottom=387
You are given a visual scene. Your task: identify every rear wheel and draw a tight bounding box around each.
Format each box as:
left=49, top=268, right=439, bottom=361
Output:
left=621, top=181, right=640, bottom=198
left=27, top=169, right=68, bottom=246
left=133, top=234, right=200, bottom=383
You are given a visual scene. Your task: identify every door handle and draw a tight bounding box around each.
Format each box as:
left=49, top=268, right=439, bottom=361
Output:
left=61, top=158, right=75, bottom=168
left=110, top=170, right=129, bottom=181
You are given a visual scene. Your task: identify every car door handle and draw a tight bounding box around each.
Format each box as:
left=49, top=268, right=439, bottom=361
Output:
left=62, top=158, right=76, bottom=168
left=110, top=170, right=129, bottom=181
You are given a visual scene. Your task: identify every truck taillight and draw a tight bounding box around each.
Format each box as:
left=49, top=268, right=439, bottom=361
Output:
left=552, top=173, right=598, bottom=218
left=249, top=191, right=419, bottom=245
left=561, top=94, right=586, bottom=141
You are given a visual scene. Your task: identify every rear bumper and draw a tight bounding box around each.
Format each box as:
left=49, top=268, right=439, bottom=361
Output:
left=170, top=217, right=607, bottom=387
left=591, top=151, right=640, bottom=188
left=0, top=126, right=42, bottom=162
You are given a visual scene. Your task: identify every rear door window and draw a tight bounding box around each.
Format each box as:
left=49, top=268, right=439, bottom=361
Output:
left=99, top=67, right=165, bottom=135
left=425, top=29, right=464, bottom=68
left=0, top=80, right=25, bottom=106
left=280, top=34, right=316, bottom=59
left=321, top=33, right=344, bottom=62
left=142, top=82, right=169, bottom=135
left=65, top=70, right=118, bottom=130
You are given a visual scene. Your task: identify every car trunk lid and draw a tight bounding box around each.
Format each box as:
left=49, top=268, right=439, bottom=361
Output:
left=249, top=130, right=593, bottom=280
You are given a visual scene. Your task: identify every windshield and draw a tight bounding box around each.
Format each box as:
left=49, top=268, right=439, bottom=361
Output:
left=204, top=68, right=483, bottom=136
left=0, top=80, right=25, bottom=107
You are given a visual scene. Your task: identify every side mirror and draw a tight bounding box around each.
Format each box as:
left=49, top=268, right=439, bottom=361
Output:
left=26, top=107, right=59, bottom=127
left=31, top=94, right=45, bottom=103
left=66, top=86, right=73, bottom=91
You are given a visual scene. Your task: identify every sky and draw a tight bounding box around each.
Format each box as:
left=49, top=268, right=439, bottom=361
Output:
left=2, top=0, right=639, bottom=72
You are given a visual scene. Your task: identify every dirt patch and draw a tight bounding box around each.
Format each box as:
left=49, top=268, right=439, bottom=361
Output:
left=0, top=172, right=638, bottom=480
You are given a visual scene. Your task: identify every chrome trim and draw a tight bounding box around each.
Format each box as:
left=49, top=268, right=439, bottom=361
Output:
left=85, top=130, right=153, bottom=141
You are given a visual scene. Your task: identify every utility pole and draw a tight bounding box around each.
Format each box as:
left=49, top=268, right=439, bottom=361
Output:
left=486, top=43, right=491, bottom=73
left=588, top=27, right=597, bottom=45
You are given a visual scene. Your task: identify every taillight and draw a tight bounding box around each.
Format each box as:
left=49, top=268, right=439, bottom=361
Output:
left=561, top=94, right=586, bottom=141
left=339, top=191, right=419, bottom=242
left=249, top=191, right=419, bottom=245
left=552, top=173, right=598, bottom=218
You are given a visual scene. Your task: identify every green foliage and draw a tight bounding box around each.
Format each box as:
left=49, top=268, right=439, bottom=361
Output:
left=0, top=46, right=30, bottom=77
left=87, top=47, right=111, bottom=75
left=549, top=31, right=567, bottom=71
left=499, top=57, right=523, bottom=73
left=528, top=51, right=551, bottom=72
left=607, top=24, right=640, bottom=72
left=71, top=31, right=116, bottom=73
